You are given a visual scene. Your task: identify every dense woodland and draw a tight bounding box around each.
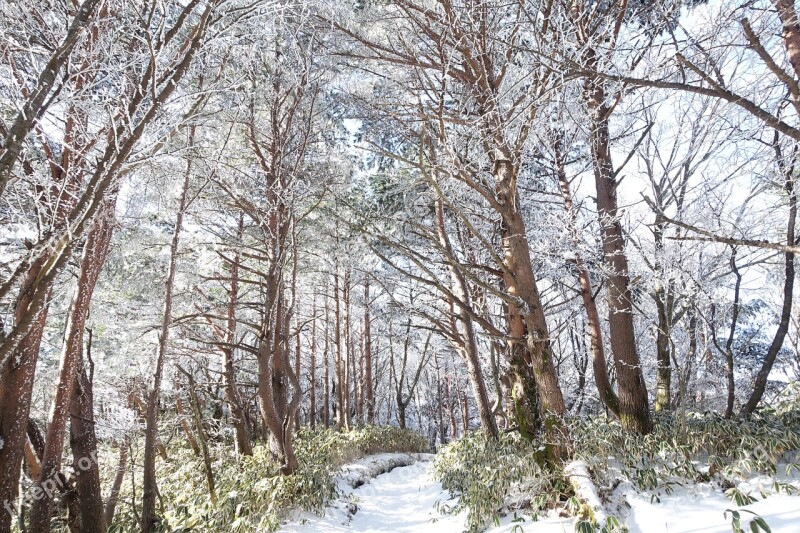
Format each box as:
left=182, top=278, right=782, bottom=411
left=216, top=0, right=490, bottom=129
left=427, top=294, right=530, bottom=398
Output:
left=1, top=0, right=800, bottom=531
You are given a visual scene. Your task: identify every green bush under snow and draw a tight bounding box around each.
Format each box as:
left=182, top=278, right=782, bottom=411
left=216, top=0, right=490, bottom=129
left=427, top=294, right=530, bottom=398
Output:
left=102, top=426, right=429, bottom=532
left=431, top=399, right=800, bottom=532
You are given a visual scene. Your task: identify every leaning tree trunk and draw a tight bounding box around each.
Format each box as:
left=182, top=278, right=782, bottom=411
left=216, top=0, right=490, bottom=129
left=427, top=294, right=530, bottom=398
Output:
left=29, top=193, right=117, bottom=533
left=554, top=136, right=620, bottom=417
left=140, top=139, right=192, bottom=532
left=103, top=436, right=128, bottom=528
left=584, top=66, right=651, bottom=434
left=0, top=257, right=50, bottom=533
left=0, top=0, right=102, bottom=195
left=741, top=139, right=796, bottom=415
left=494, top=157, right=570, bottom=461
left=434, top=197, right=499, bottom=439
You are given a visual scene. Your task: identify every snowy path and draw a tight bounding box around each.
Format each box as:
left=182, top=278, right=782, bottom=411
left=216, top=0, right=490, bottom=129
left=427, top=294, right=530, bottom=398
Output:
left=280, top=456, right=570, bottom=533
left=281, top=460, right=465, bottom=532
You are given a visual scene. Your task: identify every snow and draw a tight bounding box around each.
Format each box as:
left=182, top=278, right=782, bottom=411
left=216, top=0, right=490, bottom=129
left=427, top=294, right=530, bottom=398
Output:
left=280, top=453, right=573, bottom=533
left=565, top=460, right=608, bottom=526
left=279, top=452, right=800, bottom=533
left=623, top=478, right=800, bottom=533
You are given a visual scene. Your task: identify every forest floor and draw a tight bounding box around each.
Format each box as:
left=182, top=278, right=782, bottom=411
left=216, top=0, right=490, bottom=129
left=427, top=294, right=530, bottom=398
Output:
left=278, top=454, right=800, bottom=533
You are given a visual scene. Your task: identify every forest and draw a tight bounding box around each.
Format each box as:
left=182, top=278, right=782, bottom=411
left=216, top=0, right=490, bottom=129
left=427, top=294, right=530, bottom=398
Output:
left=1, top=0, right=800, bottom=532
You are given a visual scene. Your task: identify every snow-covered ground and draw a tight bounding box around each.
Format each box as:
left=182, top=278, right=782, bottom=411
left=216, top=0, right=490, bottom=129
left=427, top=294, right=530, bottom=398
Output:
left=280, top=454, right=572, bottom=533
left=624, top=475, right=800, bottom=533
left=279, top=454, right=800, bottom=533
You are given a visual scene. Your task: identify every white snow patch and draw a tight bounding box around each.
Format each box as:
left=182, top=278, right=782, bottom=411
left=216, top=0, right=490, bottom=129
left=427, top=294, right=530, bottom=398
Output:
left=624, top=475, right=800, bottom=533
left=565, top=460, right=608, bottom=526
left=280, top=453, right=573, bottom=533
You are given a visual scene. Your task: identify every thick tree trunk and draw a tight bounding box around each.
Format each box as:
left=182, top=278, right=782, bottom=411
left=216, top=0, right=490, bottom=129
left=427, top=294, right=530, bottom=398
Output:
left=30, top=194, right=117, bottom=533
left=66, top=339, right=105, bottom=533
left=397, top=397, right=407, bottom=429
left=654, top=293, right=673, bottom=413
left=584, top=69, right=651, bottom=434
left=774, top=0, right=800, bottom=82
left=495, top=158, right=570, bottom=459
left=0, top=258, right=49, bottom=533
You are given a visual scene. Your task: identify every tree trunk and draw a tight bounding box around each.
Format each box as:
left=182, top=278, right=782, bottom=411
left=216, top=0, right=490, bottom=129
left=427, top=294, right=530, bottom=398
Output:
left=434, top=197, right=499, bottom=439
left=0, top=257, right=49, bottom=533
left=223, top=216, right=252, bottom=455
left=66, top=337, right=105, bottom=533
left=310, top=295, right=317, bottom=429
left=324, top=293, right=331, bottom=428
left=0, top=0, right=102, bottom=195
left=103, top=436, right=128, bottom=528
left=364, top=279, right=374, bottom=424
left=140, top=136, right=193, bottom=532
left=718, top=249, right=743, bottom=419
left=343, top=269, right=352, bottom=430
left=29, top=193, right=117, bottom=532
left=584, top=68, right=651, bottom=434
left=554, top=138, right=620, bottom=417
left=334, top=269, right=344, bottom=429
left=495, top=157, right=570, bottom=459
left=741, top=143, right=796, bottom=414
left=176, top=381, right=201, bottom=456
left=179, top=367, right=217, bottom=504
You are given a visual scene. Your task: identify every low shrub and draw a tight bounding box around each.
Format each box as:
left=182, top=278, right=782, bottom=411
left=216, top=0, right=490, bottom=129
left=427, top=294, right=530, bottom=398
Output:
left=432, top=432, right=563, bottom=531
left=432, top=404, right=800, bottom=532
left=104, top=425, right=428, bottom=532
left=573, top=407, right=800, bottom=495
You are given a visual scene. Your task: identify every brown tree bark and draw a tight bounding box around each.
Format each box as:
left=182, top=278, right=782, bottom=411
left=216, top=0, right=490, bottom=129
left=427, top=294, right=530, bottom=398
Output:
left=0, top=259, right=49, bottom=532
left=66, top=334, right=105, bottom=533
left=334, top=268, right=345, bottom=429
left=29, top=193, right=117, bottom=532
left=553, top=135, right=620, bottom=417
left=222, top=216, right=252, bottom=455
left=324, top=293, right=331, bottom=429
left=103, top=436, right=128, bottom=528
left=711, top=248, right=743, bottom=419
left=434, top=196, right=499, bottom=439
left=495, top=159, right=570, bottom=458
left=363, top=279, right=374, bottom=424
left=176, top=380, right=201, bottom=457
left=583, top=65, right=652, bottom=434
left=741, top=141, right=796, bottom=415
left=310, top=295, right=317, bottom=429
left=178, top=367, right=217, bottom=504
left=343, top=269, right=353, bottom=430
left=0, top=0, right=102, bottom=196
